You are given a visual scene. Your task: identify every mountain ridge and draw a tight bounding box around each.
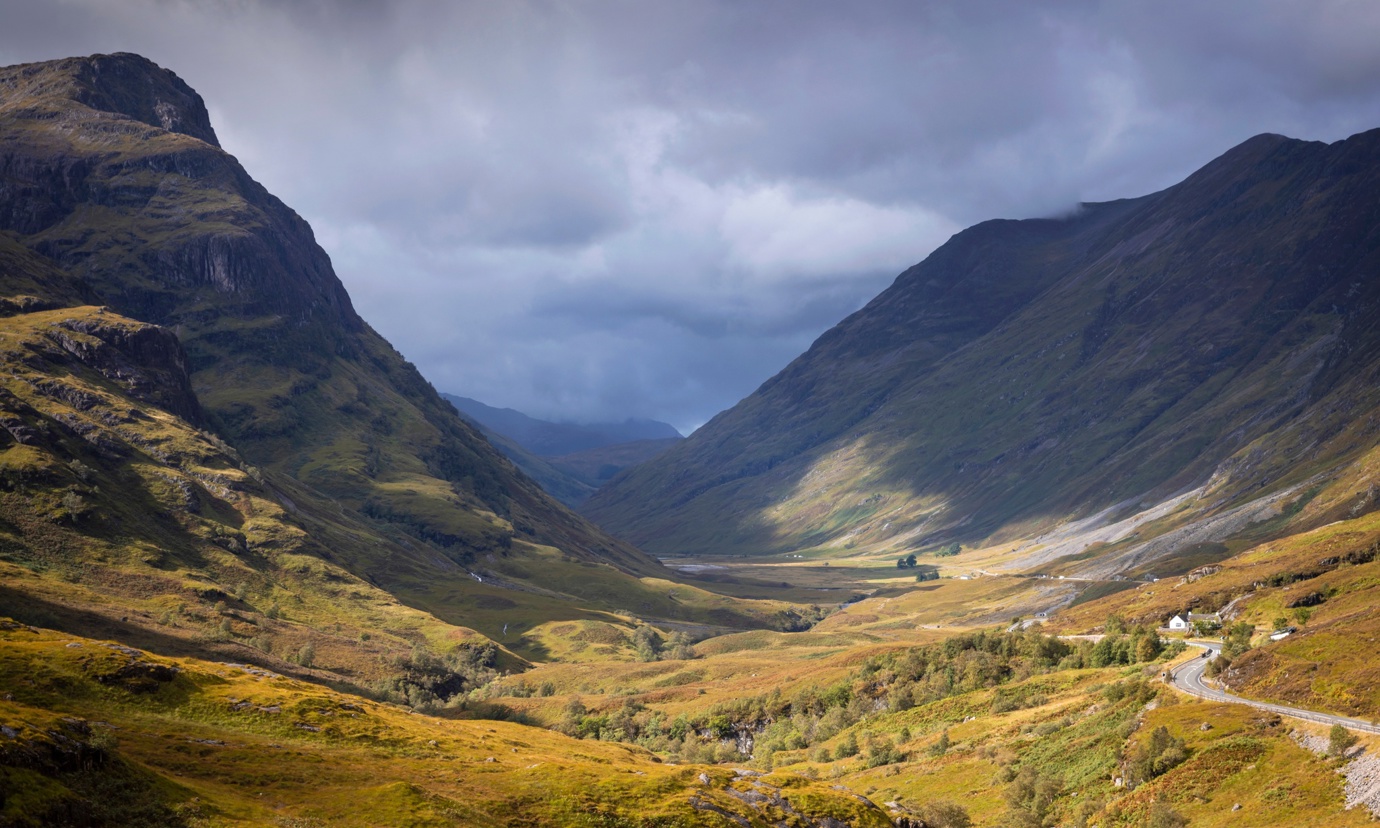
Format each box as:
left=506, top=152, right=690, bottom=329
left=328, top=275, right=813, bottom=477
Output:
left=587, top=127, right=1380, bottom=573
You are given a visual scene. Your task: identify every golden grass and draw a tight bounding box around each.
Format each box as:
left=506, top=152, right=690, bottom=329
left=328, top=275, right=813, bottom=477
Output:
left=0, top=620, right=894, bottom=827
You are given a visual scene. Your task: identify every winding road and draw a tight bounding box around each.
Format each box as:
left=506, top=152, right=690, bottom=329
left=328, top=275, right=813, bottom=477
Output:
left=1169, top=641, right=1380, bottom=734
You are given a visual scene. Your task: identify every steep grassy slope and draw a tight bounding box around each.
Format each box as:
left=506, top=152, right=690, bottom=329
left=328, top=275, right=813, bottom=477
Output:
left=0, top=300, right=580, bottom=687
left=588, top=129, right=1380, bottom=569
left=0, top=53, right=659, bottom=579
left=0, top=54, right=805, bottom=652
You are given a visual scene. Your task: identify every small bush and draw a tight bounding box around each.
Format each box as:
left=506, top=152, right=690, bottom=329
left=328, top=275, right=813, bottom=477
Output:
left=928, top=729, right=950, bottom=757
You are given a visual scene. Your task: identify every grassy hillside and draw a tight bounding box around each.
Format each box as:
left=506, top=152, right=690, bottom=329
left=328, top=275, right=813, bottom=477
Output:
left=0, top=621, right=893, bottom=827
left=465, top=617, right=1374, bottom=827
left=1055, top=503, right=1380, bottom=721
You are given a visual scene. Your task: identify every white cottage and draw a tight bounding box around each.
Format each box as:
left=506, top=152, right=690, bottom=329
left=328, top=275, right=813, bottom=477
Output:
left=1167, top=614, right=1189, bottom=631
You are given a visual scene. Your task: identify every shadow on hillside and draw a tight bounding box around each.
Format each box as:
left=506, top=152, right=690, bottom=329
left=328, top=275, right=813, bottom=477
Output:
left=0, top=584, right=336, bottom=689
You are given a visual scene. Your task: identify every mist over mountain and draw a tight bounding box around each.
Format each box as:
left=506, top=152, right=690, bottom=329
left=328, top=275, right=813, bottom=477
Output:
left=440, top=393, right=682, bottom=505
left=442, top=393, right=680, bottom=456
left=588, top=128, right=1380, bottom=576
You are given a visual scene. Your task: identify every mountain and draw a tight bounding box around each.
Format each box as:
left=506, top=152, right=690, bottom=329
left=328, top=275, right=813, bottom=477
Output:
left=443, top=393, right=681, bottom=455
left=587, top=129, right=1380, bottom=574
left=442, top=392, right=681, bottom=502
left=458, top=420, right=602, bottom=506
left=0, top=53, right=791, bottom=677
left=547, top=437, right=683, bottom=486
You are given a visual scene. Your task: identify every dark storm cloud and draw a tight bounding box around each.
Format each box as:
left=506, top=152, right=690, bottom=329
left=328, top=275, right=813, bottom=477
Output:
left=2, top=1, right=1379, bottom=432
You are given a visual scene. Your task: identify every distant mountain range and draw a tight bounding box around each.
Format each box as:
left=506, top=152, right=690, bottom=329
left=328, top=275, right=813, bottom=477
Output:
left=441, top=393, right=681, bottom=505
left=588, top=128, right=1380, bottom=577
left=442, top=394, right=681, bottom=455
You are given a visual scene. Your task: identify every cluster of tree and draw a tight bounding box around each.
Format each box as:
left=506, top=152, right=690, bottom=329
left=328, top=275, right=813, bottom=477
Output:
left=568, top=629, right=1130, bottom=764
left=1205, top=621, right=1254, bottom=678
left=629, top=625, right=696, bottom=661
left=770, top=605, right=829, bottom=632
left=1001, top=765, right=1061, bottom=828
left=543, top=625, right=1180, bottom=771
left=554, top=696, right=746, bottom=764
left=1071, top=619, right=1168, bottom=668
left=368, top=641, right=499, bottom=712
left=906, top=800, right=971, bottom=828
left=934, top=542, right=962, bottom=557
left=1191, top=616, right=1222, bottom=635
left=1122, top=725, right=1187, bottom=788
left=989, top=679, right=1184, bottom=827
left=896, top=554, right=918, bottom=568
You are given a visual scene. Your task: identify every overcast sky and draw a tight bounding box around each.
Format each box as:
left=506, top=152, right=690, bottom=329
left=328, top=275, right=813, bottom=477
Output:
left=3, top=1, right=1380, bottom=433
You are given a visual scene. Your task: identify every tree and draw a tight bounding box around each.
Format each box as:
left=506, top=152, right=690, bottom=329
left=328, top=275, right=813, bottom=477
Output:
left=1222, top=622, right=1254, bottom=658
left=1330, top=724, right=1358, bottom=757
left=1134, top=634, right=1159, bottom=663
left=1192, top=617, right=1220, bottom=636
left=928, top=729, right=950, bottom=757
left=1002, top=766, right=1060, bottom=828
left=914, top=800, right=971, bottom=828
left=632, top=625, right=662, bottom=661
left=61, top=489, right=87, bottom=522
left=1125, top=726, right=1186, bottom=788
left=835, top=731, right=859, bottom=759
left=905, top=553, right=917, bottom=568
left=665, top=631, right=696, bottom=660
left=897, top=556, right=908, bottom=569
left=1148, top=801, right=1188, bottom=828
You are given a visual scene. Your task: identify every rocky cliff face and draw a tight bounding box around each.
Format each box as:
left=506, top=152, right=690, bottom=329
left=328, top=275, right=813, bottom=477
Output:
left=587, top=130, right=1380, bottom=570
left=0, top=53, right=361, bottom=338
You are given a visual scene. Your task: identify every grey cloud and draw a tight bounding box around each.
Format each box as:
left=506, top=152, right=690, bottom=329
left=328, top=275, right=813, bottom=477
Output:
left=3, top=0, right=1380, bottom=431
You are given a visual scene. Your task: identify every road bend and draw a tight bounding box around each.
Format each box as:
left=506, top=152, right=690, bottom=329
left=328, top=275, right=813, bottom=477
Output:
left=1167, top=641, right=1380, bottom=735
